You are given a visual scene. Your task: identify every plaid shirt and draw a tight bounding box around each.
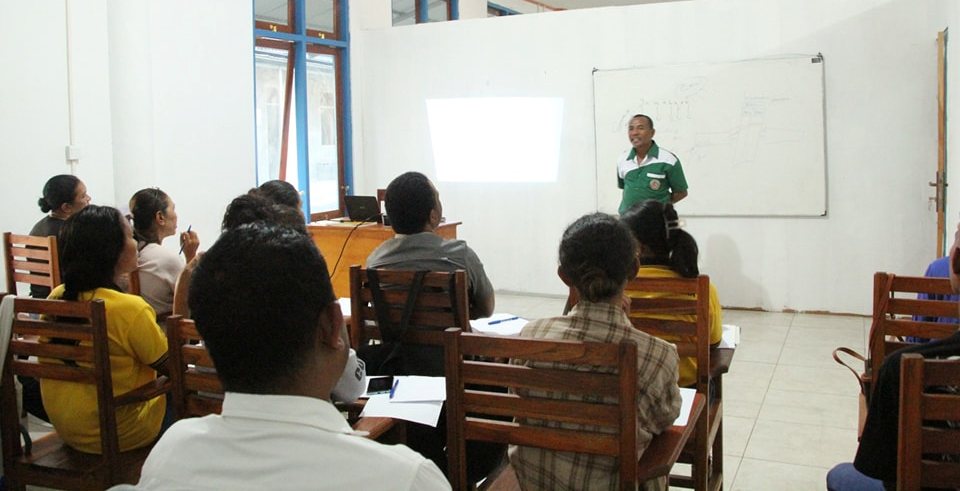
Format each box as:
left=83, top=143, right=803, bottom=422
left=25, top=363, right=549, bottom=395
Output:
left=508, top=300, right=681, bottom=491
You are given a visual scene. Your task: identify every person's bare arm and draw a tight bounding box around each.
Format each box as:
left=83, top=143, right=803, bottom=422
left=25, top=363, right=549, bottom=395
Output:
left=671, top=190, right=688, bottom=203
left=172, top=252, right=203, bottom=317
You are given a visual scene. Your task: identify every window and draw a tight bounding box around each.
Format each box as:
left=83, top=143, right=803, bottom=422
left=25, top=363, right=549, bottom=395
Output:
left=392, top=0, right=458, bottom=26
left=487, top=3, right=519, bottom=17
left=254, top=0, right=350, bottom=220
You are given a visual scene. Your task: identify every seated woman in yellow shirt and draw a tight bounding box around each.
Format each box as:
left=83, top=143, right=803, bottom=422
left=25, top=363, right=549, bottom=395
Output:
left=620, top=200, right=723, bottom=387
left=42, top=205, right=169, bottom=454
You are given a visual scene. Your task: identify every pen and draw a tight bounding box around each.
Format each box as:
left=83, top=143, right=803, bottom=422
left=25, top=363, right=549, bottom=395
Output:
left=388, top=379, right=400, bottom=399
left=179, top=225, right=192, bottom=255
left=488, top=316, right=520, bottom=325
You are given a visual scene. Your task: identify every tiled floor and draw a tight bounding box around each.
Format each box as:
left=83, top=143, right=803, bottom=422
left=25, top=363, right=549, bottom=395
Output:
left=495, top=292, right=866, bottom=491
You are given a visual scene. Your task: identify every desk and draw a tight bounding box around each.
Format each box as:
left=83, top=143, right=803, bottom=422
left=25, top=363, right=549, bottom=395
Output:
left=637, top=392, right=706, bottom=482
left=307, top=221, right=460, bottom=298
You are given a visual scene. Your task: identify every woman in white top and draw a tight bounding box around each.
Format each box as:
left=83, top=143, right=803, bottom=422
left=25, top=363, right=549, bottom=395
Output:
left=128, top=188, right=200, bottom=318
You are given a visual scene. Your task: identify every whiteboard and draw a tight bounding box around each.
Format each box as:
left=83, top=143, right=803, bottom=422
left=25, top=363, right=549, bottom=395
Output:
left=593, top=55, right=826, bottom=216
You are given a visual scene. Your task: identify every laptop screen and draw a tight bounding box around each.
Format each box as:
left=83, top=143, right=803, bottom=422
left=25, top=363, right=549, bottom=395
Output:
left=343, top=195, right=382, bottom=223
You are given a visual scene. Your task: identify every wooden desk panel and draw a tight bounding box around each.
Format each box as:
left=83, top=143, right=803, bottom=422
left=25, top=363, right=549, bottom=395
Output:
left=307, top=221, right=460, bottom=298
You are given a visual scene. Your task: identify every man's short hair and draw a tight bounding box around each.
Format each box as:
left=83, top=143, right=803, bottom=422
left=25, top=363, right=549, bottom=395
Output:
left=631, top=114, right=655, bottom=129
left=384, top=171, right=436, bottom=234
left=188, top=223, right=335, bottom=394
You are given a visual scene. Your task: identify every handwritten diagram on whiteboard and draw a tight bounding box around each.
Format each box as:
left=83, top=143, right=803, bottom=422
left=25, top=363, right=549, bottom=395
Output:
left=594, top=56, right=826, bottom=216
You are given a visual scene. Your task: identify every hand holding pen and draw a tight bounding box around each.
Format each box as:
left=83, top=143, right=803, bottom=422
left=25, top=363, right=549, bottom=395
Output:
left=179, top=225, right=200, bottom=262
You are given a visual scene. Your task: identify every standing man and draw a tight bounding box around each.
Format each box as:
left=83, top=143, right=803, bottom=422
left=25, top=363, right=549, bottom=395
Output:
left=617, top=114, right=688, bottom=215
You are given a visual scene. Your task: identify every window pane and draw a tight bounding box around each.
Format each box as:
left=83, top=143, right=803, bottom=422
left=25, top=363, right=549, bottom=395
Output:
left=254, top=45, right=291, bottom=184
left=306, top=52, right=339, bottom=214
left=255, top=0, right=289, bottom=27
left=392, top=0, right=416, bottom=26
left=305, top=0, right=336, bottom=35
left=427, top=0, right=449, bottom=22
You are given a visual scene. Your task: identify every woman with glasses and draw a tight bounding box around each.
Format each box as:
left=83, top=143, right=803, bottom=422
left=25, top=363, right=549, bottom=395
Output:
left=128, top=188, right=200, bottom=319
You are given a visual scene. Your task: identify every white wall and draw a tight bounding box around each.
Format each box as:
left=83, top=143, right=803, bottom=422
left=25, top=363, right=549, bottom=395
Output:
left=353, top=0, right=956, bottom=314
left=0, top=0, right=255, bottom=289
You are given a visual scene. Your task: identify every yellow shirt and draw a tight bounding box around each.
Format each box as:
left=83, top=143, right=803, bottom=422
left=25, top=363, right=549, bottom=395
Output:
left=626, top=266, right=723, bottom=387
left=42, top=286, right=168, bottom=454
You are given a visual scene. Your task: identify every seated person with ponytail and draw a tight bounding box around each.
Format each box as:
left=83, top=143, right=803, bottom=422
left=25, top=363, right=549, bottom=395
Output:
left=620, top=199, right=723, bottom=388
left=29, top=174, right=92, bottom=299
left=128, top=188, right=200, bottom=319
left=43, top=205, right=168, bottom=454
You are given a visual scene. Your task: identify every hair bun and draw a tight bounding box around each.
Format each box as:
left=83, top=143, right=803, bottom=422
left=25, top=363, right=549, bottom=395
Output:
left=38, top=197, right=52, bottom=213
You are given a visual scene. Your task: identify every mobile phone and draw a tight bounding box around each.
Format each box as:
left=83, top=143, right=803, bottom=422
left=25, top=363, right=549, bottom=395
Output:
left=365, top=376, right=394, bottom=395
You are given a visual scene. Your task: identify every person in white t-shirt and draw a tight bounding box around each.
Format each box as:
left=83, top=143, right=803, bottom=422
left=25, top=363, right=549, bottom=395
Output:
left=121, top=223, right=448, bottom=491
left=128, top=188, right=200, bottom=318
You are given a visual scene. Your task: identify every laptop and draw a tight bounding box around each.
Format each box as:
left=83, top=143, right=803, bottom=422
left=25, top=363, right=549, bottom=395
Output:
left=343, top=195, right=383, bottom=223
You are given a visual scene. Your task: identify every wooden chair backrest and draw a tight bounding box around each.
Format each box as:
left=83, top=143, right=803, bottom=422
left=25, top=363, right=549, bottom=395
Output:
left=443, top=328, right=639, bottom=490
left=165, top=315, right=223, bottom=419
left=898, top=353, right=960, bottom=490
left=348, top=265, right=470, bottom=349
left=624, top=274, right=711, bottom=393
left=870, top=272, right=958, bottom=387
left=0, top=297, right=124, bottom=488
left=4, top=232, right=61, bottom=294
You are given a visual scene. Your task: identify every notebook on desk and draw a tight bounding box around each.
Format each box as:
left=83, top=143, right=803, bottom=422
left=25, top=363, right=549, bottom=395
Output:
left=344, top=195, right=382, bottom=223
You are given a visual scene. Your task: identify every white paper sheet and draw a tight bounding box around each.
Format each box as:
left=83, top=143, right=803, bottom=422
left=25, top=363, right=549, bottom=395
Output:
left=389, top=376, right=446, bottom=402
left=719, top=324, right=740, bottom=349
left=470, top=313, right=529, bottom=336
left=360, top=394, right=444, bottom=427
left=673, top=388, right=697, bottom=426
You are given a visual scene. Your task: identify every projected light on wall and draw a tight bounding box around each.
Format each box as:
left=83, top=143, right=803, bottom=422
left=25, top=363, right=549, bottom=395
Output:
left=426, top=97, right=564, bottom=183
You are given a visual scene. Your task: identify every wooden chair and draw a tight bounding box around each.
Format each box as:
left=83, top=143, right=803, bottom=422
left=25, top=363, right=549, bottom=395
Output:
left=0, top=297, right=167, bottom=490
left=348, top=265, right=470, bottom=356
left=897, top=353, right=960, bottom=490
left=443, top=328, right=704, bottom=491
left=4, top=232, right=60, bottom=296
left=623, top=274, right=720, bottom=491
left=164, top=315, right=402, bottom=441
left=869, top=272, right=959, bottom=394
left=165, top=315, right=223, bottom=420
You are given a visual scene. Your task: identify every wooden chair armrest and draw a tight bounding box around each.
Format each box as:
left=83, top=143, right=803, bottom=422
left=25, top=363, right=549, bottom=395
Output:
left=636, top=393, right=706, bottom=482
left=352, top=416, right=405, bottom=443
left=115, top=376, right=170, bottom=406
left=335, top=399, right=367, bottom=422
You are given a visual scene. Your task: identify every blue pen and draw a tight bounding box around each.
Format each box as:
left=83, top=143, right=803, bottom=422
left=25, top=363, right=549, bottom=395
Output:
left=488, top=316, right=520, bottom=325
left=388, top=378, right=400, bottom=399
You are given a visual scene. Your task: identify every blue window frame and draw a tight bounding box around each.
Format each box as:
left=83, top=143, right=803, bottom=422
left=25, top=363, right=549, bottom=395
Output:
left=254, top=0, right=353, bottom=221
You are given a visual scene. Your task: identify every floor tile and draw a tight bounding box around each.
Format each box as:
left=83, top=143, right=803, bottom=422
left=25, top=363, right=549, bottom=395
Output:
left=723, top=361, right=775, bottom=419
left=731, top=458, right=828, bottom=490
left=724, top=309, right=795, bottom=328
left=732, top=339, right=783, bottom=364
left=757, top=389, right=859, bottom=430
left=722, top=454, right=741, bottom=491
left=722, top=415, right=756, bottom=457
left=777, top=343, right=851, bottom=370
left=783, top=325, right=864, bottom=350
left=743, top=420, right=858, bottom=468
left=770, top=364, right=861, bottom=397
left=791, top=313, right=866, bottom=331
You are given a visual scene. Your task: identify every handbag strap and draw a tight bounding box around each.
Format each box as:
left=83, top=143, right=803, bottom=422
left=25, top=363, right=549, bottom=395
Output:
left=366, top=269, right=428, bottom=373
left=832, top=346, right=868, bottom=392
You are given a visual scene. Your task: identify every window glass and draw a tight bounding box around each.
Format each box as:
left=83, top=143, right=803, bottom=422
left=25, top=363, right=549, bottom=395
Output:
left=392, top=0, right=416, bottom=26
left=255, top=0, right=290, bottom=27
left=305, top=52, right=339, bottom=214
left=305, top=0, right=337, bottom=35
left=427, top=0, right=449, bottom=22
left=254, top=46, right=291, bottom=183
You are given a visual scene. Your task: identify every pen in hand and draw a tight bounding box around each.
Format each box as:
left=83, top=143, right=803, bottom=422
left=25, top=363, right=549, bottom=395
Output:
left=179, top=225, right=192, bottom=255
